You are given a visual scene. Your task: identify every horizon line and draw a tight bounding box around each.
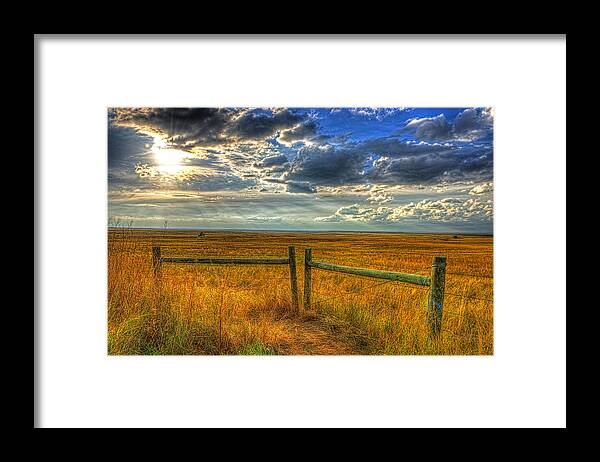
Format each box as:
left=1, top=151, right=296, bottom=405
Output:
left=107, top=226, right=493, bottom=237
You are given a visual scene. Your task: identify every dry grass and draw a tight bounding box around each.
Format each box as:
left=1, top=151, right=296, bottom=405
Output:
left=108, top=228, right=493, bottom=355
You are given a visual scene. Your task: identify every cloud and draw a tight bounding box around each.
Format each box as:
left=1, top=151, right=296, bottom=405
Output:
left=277, top=121, right=318, bottom=146
left=111, top=107, right=314, bottom=150
left=260, top=177, right=316, bottom=194
left=366, top=144, right=492, bottom=184
left=315, top=197, right=492, bottom=223
left=386, top=197, right=492, bottom=221
left=469, top=182, right=494, bottom=195
left=253, top=154, right=289, bottom=168
left=315, top=203, right=391, bottom=223
left=286, top=181, right=316, bottom=194
left=367, top=187, right=393, bottom=204
left=111, top=108, right=325, bottom=189
left=286, top=137, right=491, bottom=187
left=112, top=108, right=231, bottom=148
left=287, top=139, right=450, bottom=185
left=231, top=108, right=308, bottom=141
left=348, top=107, right=406, bottom=120
left=401, top=114, right=453, bottom=140
left=397, top=108, right=493, bottom=141
left=286, top=144, right=366, bottom=185
left=247, top=215, right=283, bottom=223
left=108, top=125, right=153, bottom=168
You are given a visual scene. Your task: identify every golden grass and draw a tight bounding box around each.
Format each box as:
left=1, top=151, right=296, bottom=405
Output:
left=108, top=228, right=493, bottom=355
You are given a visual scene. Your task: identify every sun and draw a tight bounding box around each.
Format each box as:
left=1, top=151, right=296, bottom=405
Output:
left=150, top=137, right=189, bottom=175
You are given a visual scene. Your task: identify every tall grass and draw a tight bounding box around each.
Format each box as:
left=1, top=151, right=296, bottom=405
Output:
left=108, top=228, right=493, bottom=355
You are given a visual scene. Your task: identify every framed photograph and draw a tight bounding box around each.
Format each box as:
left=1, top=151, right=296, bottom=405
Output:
left=35, top=34, right=566, bottom=428
left=107, top=106, right=494, bottom=356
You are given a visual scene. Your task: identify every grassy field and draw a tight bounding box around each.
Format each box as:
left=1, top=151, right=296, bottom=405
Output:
left=108, top=228, right=493, bottom=355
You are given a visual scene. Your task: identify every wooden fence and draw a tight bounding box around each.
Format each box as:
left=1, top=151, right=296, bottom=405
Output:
left=151, top=245, right=447, bottom=336
left=152, top=245, right=299, bottom=312
left=303, top=249, right=447, bottom=336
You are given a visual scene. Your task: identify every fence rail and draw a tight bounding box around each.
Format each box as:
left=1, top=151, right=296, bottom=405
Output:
left=160, top=258, right=290, bottom=265
left=152, top=245, right=299, bottom=312
left=308, top=261, right=431, bottom=286
left=304, top=248, right=446, bottom=337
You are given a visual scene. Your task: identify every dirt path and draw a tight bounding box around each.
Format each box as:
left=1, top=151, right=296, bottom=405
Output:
left=272, top=316, right=362, bottom=355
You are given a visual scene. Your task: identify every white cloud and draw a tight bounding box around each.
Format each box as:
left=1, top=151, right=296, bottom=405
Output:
left=315, top=204, right=389, bottom=223
left=469, top=182, right=494, bottom=195
left=367, top=189, right=393, bottom=205
left=348, top=107, right=406, bottom=120
left=315, top=197, right=493, bottom=224
left=398, top=108, right=493, bottom=142
left=248, top=216, right=283, bottom=222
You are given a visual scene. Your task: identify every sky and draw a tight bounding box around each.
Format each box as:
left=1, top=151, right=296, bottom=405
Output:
left=108, top=107, right=493, bottom=233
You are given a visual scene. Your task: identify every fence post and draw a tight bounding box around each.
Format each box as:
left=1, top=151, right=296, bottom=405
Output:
left=427, top=256, right=447, bottom=337
left=303, top=248, right=312, bottom=310
left=288, top=246, right=299, bottom=313
left=152, top=246, right=162, bottom=279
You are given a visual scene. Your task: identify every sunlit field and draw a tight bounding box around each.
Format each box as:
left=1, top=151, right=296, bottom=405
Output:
left=108, top=228, right=493, bottom=355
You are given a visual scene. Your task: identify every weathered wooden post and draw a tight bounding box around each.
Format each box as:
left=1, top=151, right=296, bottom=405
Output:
left=427, top=256, right=447, bottom=337
left=303, top=248, right=312, bottom=310
left=152, top=246, right=162, bottom=279
left=288, top=246, right=299, bottom=313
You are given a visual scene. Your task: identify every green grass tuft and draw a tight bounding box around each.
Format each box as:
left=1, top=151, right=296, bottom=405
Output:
left=237, top=341, right=277, bottom=355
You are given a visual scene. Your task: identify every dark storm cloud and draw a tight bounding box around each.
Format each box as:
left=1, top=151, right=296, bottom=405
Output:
left=107, top=125, right=156, bottom=191
left=454, top=108, right=490, bottom=136
left=253, top=154, right=289, bottom=168
left=284, top=137, right=490, bottom=186
left=286, top=144, right=365, bottom=185
left=397, top=108, right=493, bottom=141
left=111, top=107, right=313, bottom=149
left=112, top=107, right=234, bottom=147
left=277, top=121, right=318, bottom=145
left=231, top=109, right=306, bottom=140
left=263, top=178, right=286, bottom=184
left=108, top=125, right=153, bottom=168
left=359, top=137, right=453, bottom=156
left=366, top=146, right=493, bottom=184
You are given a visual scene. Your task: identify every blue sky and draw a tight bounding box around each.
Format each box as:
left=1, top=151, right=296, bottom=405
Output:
left=108, top=107, right=493, bottom=233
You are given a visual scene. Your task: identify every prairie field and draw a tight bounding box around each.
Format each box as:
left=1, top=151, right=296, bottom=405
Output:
left=108, top=228, right=493, bottom=355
